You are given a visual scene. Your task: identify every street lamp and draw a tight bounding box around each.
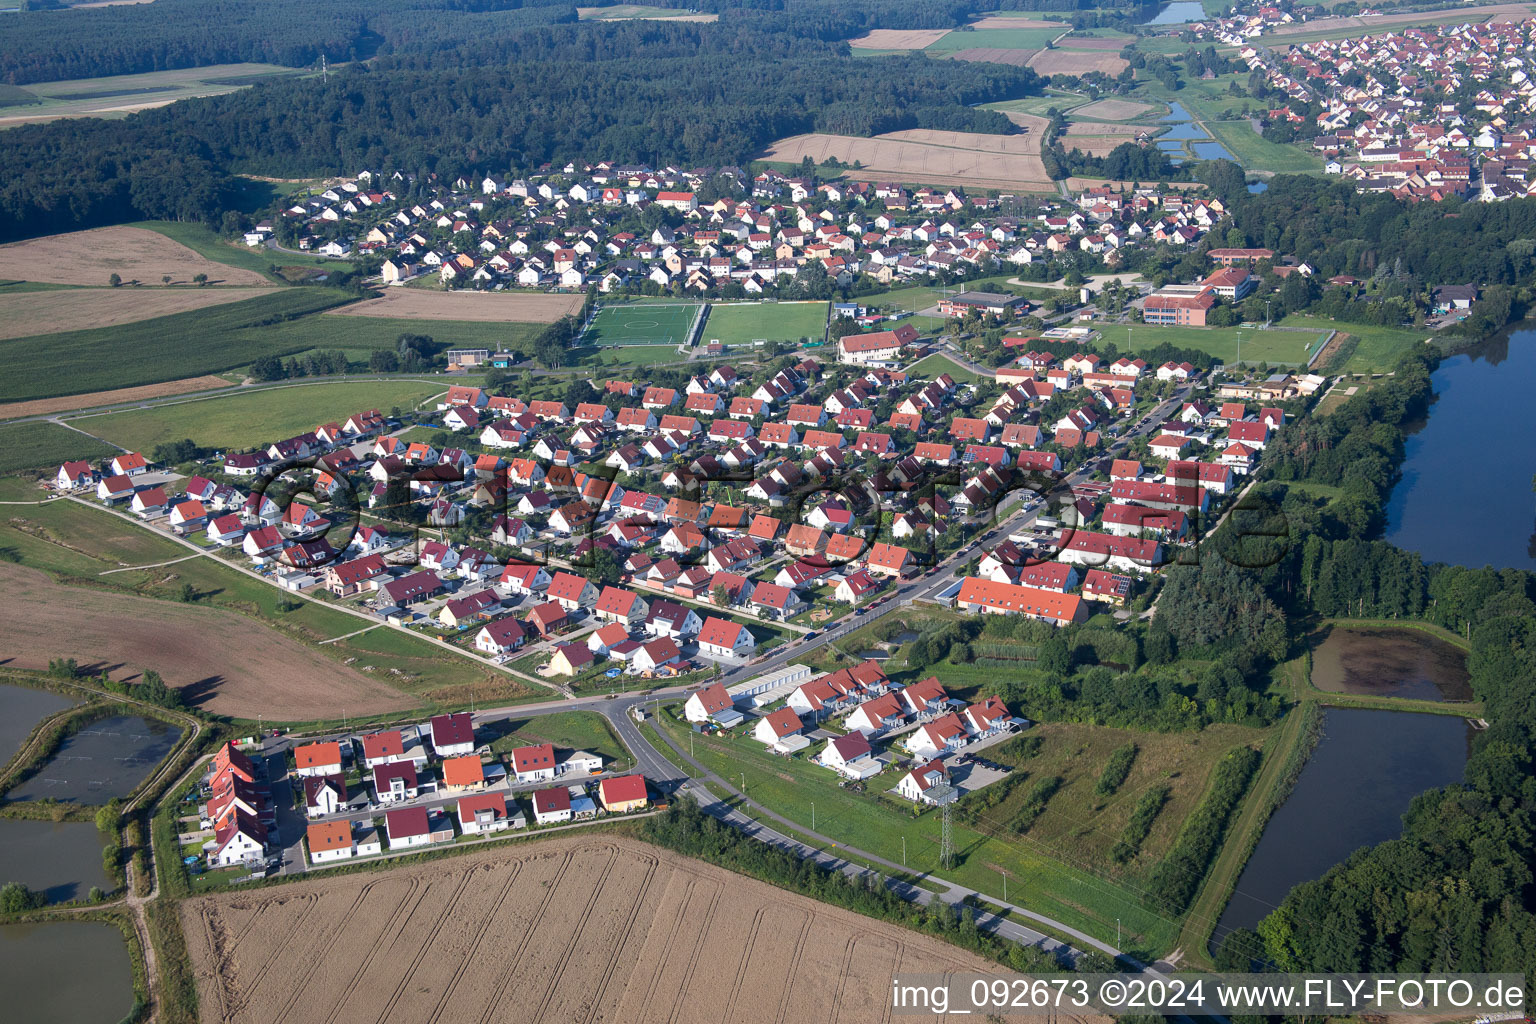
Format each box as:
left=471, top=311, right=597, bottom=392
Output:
left=811, top=801, right=815, bottom=831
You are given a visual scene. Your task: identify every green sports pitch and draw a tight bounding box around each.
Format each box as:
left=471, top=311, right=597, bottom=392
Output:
left=582, top=303, right=701, bottom=346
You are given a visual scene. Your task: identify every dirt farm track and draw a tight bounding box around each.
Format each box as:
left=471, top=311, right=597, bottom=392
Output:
left=181, top=835, right=1078, bottom=1024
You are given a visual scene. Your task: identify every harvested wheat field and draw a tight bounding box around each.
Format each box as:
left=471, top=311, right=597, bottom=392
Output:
left=1057, top=34, right=1134, bottom=49
left=0, top=286, right=270, bottom=341
left=967, top=15, right=1057, bottom=29
left=945, top=47, right=1038, bottom=66
left=1063, top=121, right=1147, bottom=136
left=0, top=227, right=270, bottom=287
left=0, top=376, right=234, bottom=421
left=1268, top=2, right=1536, bottom=36
left=1059, top=136, right=1135, bottom=157
left=1071, top=98, right=1154, bottom=120
left=1029, top=48, right=1127, bottom=76
left=182, top=835, right=1077, bottom=1024
left=764, top=126, right=1053, bottom=190
left=848, top=27, right=951, bottom=48
left=328, top=288, right=583, bottom=323
left=0, top=563, right=417, bottom=720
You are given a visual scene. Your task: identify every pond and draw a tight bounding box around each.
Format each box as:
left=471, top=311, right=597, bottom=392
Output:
left=1385, top=326, right=1536, bottom=570
left=1143, top=1, right=1208, bottom=25
left=1155, top=101, right=1235, bottom=162
left=0, top=819, right=115, bottom=903
left=9, top=715, right=183, bottom=804
left=0, top=921, right=135, bottom=1023
left=1310, top=625, right=1471, bottom=702
left=0, top=683, right=76, bottom=764
left=1211, top=708, right=1470, bottom=950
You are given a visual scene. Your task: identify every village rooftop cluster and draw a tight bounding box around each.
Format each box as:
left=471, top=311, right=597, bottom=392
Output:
left=55, top=320, right=1320, bottom=696
left=253, top=167, right=1239, bottom=296
left=1239, top=17, right=1536, bottom=200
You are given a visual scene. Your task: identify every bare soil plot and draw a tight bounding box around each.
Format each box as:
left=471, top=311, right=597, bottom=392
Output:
left=764, top=130, right=1052, bottom=190
left=1059, top=135, right=1135, bottom=156
left=0, top=563, right=417, bottom=720
left=0, top=227, right=270, bottom=287
left=576, top=4, right=716, bottom=19
left=847, top=27, right=951, bottom=48
left=945, top=47, right=1038, bottom=66
left=1268, top=2, right=1536, bottom=36
left=0, top=287, right=269, bottom=341
left=1072, top=98, right=1155, bottom=120
left=968, top=15, right=1058, bottom=28
left=1057, top=34, right=1135, bottom=49
left=1030, top=49, right=1128, bottom=76
left=327, top=289, right=583, bottom=323
left=1063, top=121, right=1146, bottom=136
left=181, top=834, right=1077, bottom=1024
left=0, top=376, right=234, bottom=421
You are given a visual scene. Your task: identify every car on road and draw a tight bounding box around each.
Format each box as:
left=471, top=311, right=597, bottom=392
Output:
left=804, top=630, right=818, bottom=639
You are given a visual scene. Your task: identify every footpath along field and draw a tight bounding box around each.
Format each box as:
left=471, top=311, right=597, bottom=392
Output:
left=180, top=835, right=1041, bottom=1024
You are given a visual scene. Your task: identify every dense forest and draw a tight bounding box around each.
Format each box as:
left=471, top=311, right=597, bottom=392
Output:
left=0, top=2, right=1042, bottom=242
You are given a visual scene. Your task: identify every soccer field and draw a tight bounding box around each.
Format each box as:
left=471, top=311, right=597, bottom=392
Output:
left=582, top=303, right=701, bottom=346
left=702, top=301, right=829, bottom=347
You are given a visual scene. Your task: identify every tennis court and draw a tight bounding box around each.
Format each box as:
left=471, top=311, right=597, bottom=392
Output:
left=582, top=303, right=702, bottom=346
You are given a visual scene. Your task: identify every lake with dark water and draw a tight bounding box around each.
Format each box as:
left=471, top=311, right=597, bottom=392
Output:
left=0, top=920, right=135, bottom=1022
left=1310, top=625, right=1471, bottom=702
left=1385, top=327, right=1536, bottom=570
left=9, top=714, right=182, bottom=804
left=0, top=819, right=115, bottom=902
left=0, top=683, right=76, bottom=763
left=1211, top=707, right=1470, bottom=949
left=1144, top=1, right=1207, bottom=25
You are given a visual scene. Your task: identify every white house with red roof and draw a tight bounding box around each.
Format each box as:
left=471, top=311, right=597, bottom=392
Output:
left=429, top=712, right=475, bottom=757
left=206, top=514, right=247, bottom=547
left=56, top=460, right=98, bottom=490
left=906, top=713, right=970, bottom=758
left=753, top=707, right=806, bottom=750
left=372, top=761, right=420, bottom=804
left=511, top=742, right=557, bottom=783
left=897, top=758, right=958, bottom=806
left=386, top=807, right=448, bottom=850
left=459, top=793, right=516, bottom=834
left=531, top=786, right=572, bottom=825
left=109, top=452, right=148, bottom=476
left=964, top=696, right=1020, bottom=738
left=208, top=811, right=267, bottom=868
left=696, top=616, right=756, bottom=659
left=897, top=676, right=951, bottom=716
left=844, top=693, right=906, bottom=737
left=818, top=731, right=880, bottom=779
left=684, top=682, right=740, bottom=725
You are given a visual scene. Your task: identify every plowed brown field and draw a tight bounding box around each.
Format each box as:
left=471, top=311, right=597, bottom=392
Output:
left=181, top=835, right=1076, bottom=1024
left=847, top=27, right=951, bottom=48
left=946, top=47, right=1038, bottom=66
left=763, top=125, right=1053, bottom=190
left=326, top=288, right=583, bottom=323
left=0, top=227, right=270, bottom=287
left=1029, top=49, right=1127, bottom=76
left=0, top=563, right=417, bottom=720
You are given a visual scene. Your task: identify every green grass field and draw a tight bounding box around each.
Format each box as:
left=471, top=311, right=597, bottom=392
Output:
left=1205, top=121, right=1323, bottom=174
left=702, top=301, right=828, bottom=347
left=655, top=705, right=1182, bottom=956
left=70, top=380, right=445, bottom=451
left=0, top=64, right=306, bottom=124
left=485, top=711, right=631, bottom=766
left=903, top=352, right=985, bottom=384
left=926, top=26, right=1062, bottom=51
left=0, top=288, right=356, bottom=402
left=583, top=302, right=699, bottom=346
left=1097, top=322, right=1324, bottom=366
left=133, top=221, right=332, bottom=280
left=0, top=422, right=119, bottom=475
left=1275, top=314, right=1428, bottom=373
left=570, top=345, right=686, bottom=368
